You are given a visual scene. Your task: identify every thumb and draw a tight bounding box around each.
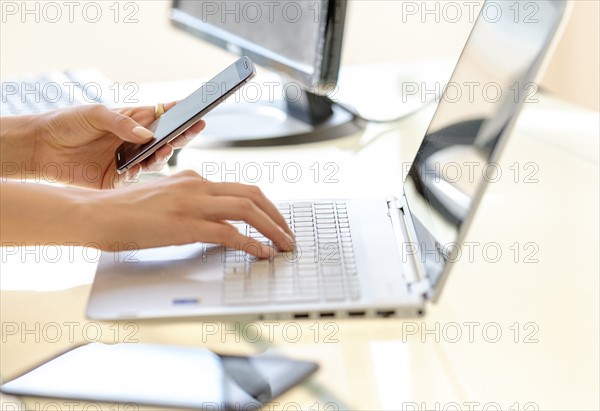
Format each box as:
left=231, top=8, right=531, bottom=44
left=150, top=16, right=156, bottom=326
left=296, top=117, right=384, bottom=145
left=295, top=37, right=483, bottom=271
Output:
left=88, top=105, right=154, bottom=144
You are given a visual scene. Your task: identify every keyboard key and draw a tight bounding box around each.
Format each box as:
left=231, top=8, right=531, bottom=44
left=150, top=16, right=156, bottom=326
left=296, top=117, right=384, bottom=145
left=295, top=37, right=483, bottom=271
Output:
left=298, top=250, right=317, bottom=261
left=224, top=272, right=246, bottom=284
left=244, top=286, right=269, bottom=303
left=322, top=266, right=343, bottom=277
left=346, top=268, right=358, bottom=277
left=223, top=294, right=247, bottom=305
left=224, top=261, right=246, bottom=271
left=294, top=221, right=315, bottom=227
left=223, top=282, right=245, bottom=304
left=298, top=275, right=319, bottom=288
left=294, top=212, right=313, bottom=218
left=348, top=280, right=361, bottom=301
left=295, top=284, right=320, bottom=302
left=224, top=280, right=244, bottom=292
left=342, top=250, right=355, bottom=258
left=274, top=278, right=319, bottom=303
left=296, top=238, right=315, bottom=245
left=317, top=236, right=338, bottom=243
left=272, top=265, right=294, bottom=278
left=298, top=255, right=318, bottom=264
left=275, top=290, right=319, bottom=303
left=297, top=265, right=319, bottom=275
left=249, top=261, right=270, bottom=280
left=324, top=282, right=345, bottom=301
left=274, top=278, right=295, bottom=297
left=318, top=242, right=339, bottom=249
left=297, top=248, right=316, bottom=259
left=343, top=262, right=356, bottom=269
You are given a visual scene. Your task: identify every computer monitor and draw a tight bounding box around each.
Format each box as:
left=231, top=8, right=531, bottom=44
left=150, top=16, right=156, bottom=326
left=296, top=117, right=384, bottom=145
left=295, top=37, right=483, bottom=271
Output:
left=170, top=0, right=362, bottom=146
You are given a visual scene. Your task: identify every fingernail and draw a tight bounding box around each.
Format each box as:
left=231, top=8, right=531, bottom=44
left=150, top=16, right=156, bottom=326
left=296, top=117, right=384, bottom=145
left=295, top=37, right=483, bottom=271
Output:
left=281, top=234, right=295, bottom=251
left=287, top=228, right=296, bottom=239
left=132, top=126, right=154, bottom=140
left=261, top=245, right=276, bottom=258
left=280, top=225, right=295, bottom=240
left=285, top=233, right=295, bottom=244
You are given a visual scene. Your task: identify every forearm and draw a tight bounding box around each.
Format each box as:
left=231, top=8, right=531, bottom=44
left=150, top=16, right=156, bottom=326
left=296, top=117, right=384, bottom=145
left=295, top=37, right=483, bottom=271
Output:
left=0, top=180, right=97, bottom=248
left=0, top=115, right=40, bottom=178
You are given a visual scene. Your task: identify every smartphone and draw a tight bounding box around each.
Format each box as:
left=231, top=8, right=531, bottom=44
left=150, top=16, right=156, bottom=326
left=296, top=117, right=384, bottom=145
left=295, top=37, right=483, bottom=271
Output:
left=115, top=56, right=256, bottom=173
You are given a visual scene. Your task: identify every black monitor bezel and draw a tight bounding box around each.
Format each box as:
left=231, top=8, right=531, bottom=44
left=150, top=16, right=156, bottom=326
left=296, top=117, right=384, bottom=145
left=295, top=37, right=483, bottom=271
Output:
left=170, top=0, right=347, bottom=90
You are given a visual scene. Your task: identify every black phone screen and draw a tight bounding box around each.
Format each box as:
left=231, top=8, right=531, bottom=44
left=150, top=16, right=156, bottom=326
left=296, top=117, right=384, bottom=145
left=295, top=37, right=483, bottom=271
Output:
left=116, top=57, right=255, bottom=172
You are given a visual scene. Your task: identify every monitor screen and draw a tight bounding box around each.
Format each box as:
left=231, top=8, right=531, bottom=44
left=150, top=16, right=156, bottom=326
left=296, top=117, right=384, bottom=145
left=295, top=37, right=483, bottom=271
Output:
left=171, top=0, right=346, bottom=89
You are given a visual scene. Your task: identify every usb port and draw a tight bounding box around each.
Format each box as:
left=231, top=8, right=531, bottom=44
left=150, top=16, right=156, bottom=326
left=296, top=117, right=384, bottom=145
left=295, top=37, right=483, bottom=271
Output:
left=376, top=310, right=396, bottom=318
left=319, top=312, right=335, bottom=318
left=294, top=313, right=309, bottom=319
left=348, top=311, right=366, bottom=317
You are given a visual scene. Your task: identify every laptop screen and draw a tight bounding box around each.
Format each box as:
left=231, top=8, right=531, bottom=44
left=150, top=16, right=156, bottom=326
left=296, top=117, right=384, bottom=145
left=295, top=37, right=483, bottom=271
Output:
left=403, top=0, right=567, bottom=294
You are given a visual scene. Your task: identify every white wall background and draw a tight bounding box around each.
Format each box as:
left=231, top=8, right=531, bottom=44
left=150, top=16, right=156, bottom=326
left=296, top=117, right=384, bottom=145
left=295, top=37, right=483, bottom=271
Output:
left=1, top=0, right=598, bottom=111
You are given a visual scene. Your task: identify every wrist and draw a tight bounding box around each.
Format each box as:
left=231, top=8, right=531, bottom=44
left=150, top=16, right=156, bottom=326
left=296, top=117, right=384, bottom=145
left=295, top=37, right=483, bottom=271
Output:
left=77, top=188, right=146, bottom=252
left=74, top=189, right=117, bottom=251
left=0, top=114, right=41, bottom=179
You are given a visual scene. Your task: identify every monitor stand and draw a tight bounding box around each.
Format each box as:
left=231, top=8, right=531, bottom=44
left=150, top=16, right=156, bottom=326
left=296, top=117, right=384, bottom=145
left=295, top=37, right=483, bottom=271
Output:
left=187, top=89, right=364, bottom=148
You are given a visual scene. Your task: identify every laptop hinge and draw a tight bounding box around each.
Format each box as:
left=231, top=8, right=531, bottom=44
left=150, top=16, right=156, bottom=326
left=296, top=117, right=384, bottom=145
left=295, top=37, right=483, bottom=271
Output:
left=409, top=279, right=432, bottom=297
left=387, top=198, right=431, bottom=298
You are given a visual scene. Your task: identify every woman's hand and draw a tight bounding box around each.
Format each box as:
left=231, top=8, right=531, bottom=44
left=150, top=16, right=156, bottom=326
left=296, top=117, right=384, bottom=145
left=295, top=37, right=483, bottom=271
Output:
left=2, top=171, right=295, bottom=258
left=31, top=103, right=203, bottom=189
left=87, top=170, right=295, bottom=258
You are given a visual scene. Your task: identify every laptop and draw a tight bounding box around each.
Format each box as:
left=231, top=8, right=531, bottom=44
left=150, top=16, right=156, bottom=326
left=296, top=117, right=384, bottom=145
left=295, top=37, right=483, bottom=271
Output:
left=87, top=0, right=569, bottom=321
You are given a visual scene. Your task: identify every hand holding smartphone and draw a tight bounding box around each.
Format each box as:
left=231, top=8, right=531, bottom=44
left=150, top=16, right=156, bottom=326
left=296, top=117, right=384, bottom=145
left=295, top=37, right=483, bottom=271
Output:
left=115, top=57, right=256, bottom=173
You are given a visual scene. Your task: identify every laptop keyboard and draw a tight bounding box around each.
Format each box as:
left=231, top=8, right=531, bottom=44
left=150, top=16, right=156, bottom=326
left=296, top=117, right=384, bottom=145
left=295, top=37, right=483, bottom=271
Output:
left=224, top=201, right=360, bottom=305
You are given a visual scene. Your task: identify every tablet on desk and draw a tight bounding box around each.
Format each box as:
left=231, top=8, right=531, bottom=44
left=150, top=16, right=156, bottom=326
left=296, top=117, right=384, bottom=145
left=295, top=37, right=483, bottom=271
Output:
left=0, top=343, right=318, bottom=410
